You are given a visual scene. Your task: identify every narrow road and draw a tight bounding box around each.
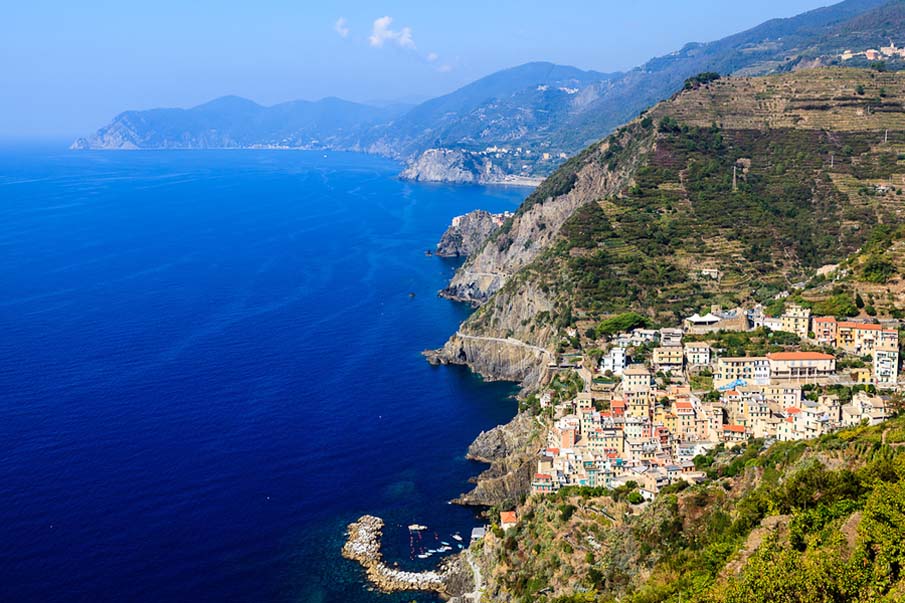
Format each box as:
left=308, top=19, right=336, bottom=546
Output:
left=454, top=332, right=553, bottom=358
left=463, top=550, right=484, bottom=602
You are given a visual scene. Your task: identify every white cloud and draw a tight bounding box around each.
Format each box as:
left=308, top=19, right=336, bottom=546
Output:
left=369, top=16, right=415, bottom=49
left=436, top=64, right=453, bottom=73
left=334, top=17, right=349, bottom=38
left=426, top=52, right=439, bottom=62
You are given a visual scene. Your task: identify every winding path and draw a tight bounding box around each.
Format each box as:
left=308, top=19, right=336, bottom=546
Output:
left=463, top=550, right=484, bottom=602
left=454, top=332, right=554, bottom=358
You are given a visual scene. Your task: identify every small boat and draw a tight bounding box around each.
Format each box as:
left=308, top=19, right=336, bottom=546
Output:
left=408, top=292, right=416, bottom=298
left=441, top=541, right=450, bottom=546
left=417, top=553, right=429, bottom=559
left=408, top=524, right=428, bottom=531
left=451, top=533, right=463, bottom=541
left=457, top=544, right=463, bottom=549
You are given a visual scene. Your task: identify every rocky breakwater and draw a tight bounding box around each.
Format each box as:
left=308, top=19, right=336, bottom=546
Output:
left=452, top=412, right=541, bottom=508
left=342, top=515, right=473, bottom=597
left=436, top=210, right=513, bottom=258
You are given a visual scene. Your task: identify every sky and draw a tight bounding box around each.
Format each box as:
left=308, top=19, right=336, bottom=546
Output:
left=1, top=0, right=840, bottom=138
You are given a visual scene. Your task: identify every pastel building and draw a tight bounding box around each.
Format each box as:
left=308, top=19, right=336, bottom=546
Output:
left=780, top=303, right=811, bottom=338
left=766, top=351, right=836, bottom=382
left=715, top=357, right=770, bottom=388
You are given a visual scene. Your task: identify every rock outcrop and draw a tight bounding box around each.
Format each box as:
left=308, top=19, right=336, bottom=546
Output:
left=443, top=135, right=650, bottom=306
left=400, top=149, right=490, bottom=184
left=452, top=413, right=542, bottom=508
left=436, top=210, right=513, bottom=258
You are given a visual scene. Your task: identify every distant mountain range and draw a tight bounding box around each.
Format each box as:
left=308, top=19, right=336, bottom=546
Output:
left=70, top=96, right=408, bottom=150
left=73, top=0, right=905, bottom=183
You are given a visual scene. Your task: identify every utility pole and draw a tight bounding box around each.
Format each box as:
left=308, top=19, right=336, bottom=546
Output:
left=732, top=165, right=738, bottom=192
left=830, top=154, right=834, bottom=169
left=885, top=129, right=889, bottom=144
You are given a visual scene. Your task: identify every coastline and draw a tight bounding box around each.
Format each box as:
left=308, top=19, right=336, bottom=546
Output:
left=341, top=187, right=540, bottom=598
left=69, top=145, right=544, bottom=188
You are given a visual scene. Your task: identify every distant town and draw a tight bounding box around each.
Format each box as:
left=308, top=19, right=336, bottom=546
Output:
left=530, top=300, right=900, bottom=500
left=840, top=40, right=905, bottom=62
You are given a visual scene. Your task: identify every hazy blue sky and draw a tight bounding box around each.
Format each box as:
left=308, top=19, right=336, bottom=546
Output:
left=2, top=0, right=837, bottom=138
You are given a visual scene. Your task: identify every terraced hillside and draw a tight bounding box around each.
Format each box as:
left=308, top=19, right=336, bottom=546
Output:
left=436, top=68, right=905, bottom=383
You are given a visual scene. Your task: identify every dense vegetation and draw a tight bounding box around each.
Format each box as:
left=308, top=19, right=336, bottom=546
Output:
left=525, top=114, right=892, bottom=326
left=478, top=415, right=905, bottom=603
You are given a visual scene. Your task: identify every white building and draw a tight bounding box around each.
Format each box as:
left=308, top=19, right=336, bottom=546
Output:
left=600, top=347, right=627, bottom=376
left=874, top=349, right=899, bottom=389
left=684, top=342, right=711, bottom=366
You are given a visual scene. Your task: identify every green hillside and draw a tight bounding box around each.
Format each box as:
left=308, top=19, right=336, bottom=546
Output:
left=465, top=68, right=905, bottom=344
left=475, top=412, right=905, bottom=602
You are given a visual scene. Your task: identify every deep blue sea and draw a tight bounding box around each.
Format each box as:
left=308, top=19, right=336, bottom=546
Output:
left=0, top=145, right=527, bottom=602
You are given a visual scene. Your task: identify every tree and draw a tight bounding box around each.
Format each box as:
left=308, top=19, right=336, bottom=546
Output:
left=856, top=84, right=866, bottom=95
left=596, top=312, right=650, bottom=337
left=861, top=256, right=896, bottom=284
left=684, top=72, right=721, bottom=89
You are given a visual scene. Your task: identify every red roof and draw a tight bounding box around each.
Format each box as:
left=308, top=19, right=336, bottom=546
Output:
left=611, top=400, right=625, bottom=407
left=535, top=473, right=552, bottom=480
left=723, top=425, right=746, bottom=433
left=837, top=322, right=882, bottom=330
left=786, top=407, right=801, bottom=414
left=814, top=316, right=837, bottom=323
left=766, top=351, right=834, bottom=361
left=724, top=390, right=740, bottom=397
left=500, top=511, right=518, bottom=524
left=675, top=401, right=693, bottom=410
left=546, top=448, right=560, bottom=455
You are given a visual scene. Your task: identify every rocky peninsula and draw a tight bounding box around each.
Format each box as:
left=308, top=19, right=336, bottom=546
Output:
left=435, top=210, right=513, bottom=258
left=342, top=515, right=474, bottom=598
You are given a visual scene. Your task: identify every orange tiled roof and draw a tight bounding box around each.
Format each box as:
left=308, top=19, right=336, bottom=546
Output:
left=723, top=425, right=746, bottom=433
left=837, top=322, right=882, bottom=330
left=814, top=316, right=837, bottom=323
left=500, top=511, right=518, bottom=524
left=766, top=351, right=834, bottom=361
left=786, top=407, right=801, bottom=414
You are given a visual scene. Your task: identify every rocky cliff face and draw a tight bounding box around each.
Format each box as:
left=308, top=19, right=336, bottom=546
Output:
left=438, top=68, right=905, bottom=381
left=399, top=149, right=494, bottom=184
left=436, top=210, right=512, bottom=258
left=451, top=412, right=541, bottom=508
left=442, top=133, right=652, bottom=307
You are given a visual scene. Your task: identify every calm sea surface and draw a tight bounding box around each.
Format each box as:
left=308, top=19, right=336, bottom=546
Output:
left=0, top=146, right=527, bottom=602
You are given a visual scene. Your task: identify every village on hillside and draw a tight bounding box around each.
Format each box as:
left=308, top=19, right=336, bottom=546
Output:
left=529, top=302, right=901, bottom=501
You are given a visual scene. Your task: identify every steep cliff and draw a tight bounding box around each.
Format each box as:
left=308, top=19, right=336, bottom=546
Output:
left=399, top=149, right=490, bottom=184
left=451, top=412, right=542, bottom=508
left=436, top=210, right=512, bottom=258
left=434, top=68, right=905, bottom=384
